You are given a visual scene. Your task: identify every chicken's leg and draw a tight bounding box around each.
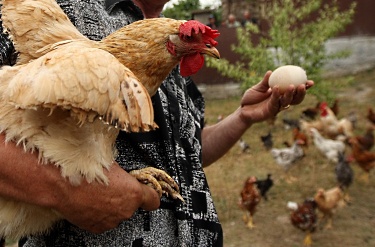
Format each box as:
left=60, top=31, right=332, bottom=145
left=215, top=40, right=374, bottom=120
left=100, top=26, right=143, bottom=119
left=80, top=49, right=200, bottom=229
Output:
left=324, top=216, right=333, bottom=229
left=245, top=214, right=256, bottom=229
left=129, top=167, right=184, bottom=202
left=303, top=231, right=312, bottom=246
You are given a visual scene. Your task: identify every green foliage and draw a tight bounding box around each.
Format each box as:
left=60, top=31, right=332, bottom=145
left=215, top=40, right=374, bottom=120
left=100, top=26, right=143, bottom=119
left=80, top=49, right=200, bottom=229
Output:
left=206, top=0, right=356, bottom=101
left=163, top=0, right=200, bottom=20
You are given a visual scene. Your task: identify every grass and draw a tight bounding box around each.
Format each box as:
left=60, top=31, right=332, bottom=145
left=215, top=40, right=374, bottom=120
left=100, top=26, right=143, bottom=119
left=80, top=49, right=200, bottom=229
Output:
left=203, top=69, right=375, bottom=247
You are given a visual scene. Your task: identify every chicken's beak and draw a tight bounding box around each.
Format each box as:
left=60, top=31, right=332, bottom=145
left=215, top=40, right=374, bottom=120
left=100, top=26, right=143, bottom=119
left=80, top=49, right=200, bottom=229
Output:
left=201, top=46, right=220, bottom=59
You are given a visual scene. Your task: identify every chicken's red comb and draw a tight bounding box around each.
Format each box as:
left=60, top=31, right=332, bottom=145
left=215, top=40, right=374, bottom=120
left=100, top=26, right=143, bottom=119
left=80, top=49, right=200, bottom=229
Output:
left=179, top=20, right=220, bottom=46
left=320, top=102, right=328, bottom=116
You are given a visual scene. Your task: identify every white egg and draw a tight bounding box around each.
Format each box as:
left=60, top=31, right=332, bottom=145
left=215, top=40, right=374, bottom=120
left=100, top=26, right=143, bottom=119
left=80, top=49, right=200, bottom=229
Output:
left=268, top=65, right=307, bottom=94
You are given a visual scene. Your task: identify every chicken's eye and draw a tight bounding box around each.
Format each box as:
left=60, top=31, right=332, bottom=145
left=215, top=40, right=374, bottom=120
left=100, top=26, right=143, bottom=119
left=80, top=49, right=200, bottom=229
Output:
left=183, top=35, right=193, bottom=42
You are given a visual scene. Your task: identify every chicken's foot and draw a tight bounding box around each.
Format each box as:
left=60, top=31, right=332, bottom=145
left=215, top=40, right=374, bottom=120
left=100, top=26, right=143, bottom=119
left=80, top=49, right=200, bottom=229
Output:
left=129, top=167, right=184, bottom=202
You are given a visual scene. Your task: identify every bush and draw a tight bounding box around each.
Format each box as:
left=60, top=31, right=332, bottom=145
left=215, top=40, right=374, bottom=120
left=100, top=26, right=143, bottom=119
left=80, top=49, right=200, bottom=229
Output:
left=206, top=0, right=356, bottom=101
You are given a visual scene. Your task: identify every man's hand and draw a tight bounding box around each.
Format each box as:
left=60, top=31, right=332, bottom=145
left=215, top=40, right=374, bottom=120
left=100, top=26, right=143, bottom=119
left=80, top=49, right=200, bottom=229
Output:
left=54, top=163, right=160, bottom=233
left=239, top=71, right=314, bottom=126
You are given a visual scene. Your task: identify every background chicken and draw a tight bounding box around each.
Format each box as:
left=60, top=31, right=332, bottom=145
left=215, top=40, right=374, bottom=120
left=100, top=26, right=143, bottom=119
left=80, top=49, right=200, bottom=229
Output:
left=239, top=138, right=250, bottom=153
left=292, top=127, right=309, bottom=149
left=300, top=102, right=354, bottom=140
left=270, top=140, right=304, bottom=182
left=238, top=176, right=261, bottom=229
left=314, top=186, right=346, bottom=229
left=282, top=117, right=300, bottom=130
left=330, top=99, right=340, bottom=117
left=0, top=0, right=220, bottom=239
left=255, top=173, right=274, bottom=201
left=309, top=128, right=346, bottom=163
left=335, top=152, right=354, bottom=189
left=260, top=131, right=273, bottom=150
left=367, top=107, right=375, bottom=125
left=348, top=137, right=375, bottom=183
left=352, top=125, right=374, bottom=151
left=318, top=102, right=354, bottom=139
left=335, top=152, right=353, bottom=202
left=288, top=198, right=318, bottom=246
left=301, top=102, right=321, bottom=120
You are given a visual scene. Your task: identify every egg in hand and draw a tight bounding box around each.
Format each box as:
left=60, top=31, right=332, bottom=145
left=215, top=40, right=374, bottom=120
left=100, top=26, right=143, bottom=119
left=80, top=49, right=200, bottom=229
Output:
left=269, top=65, right=307, bottom=94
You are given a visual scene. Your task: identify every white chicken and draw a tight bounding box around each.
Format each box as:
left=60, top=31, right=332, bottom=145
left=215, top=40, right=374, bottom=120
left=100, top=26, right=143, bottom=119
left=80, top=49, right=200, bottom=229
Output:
left=309, top=128, right=346, bottom=163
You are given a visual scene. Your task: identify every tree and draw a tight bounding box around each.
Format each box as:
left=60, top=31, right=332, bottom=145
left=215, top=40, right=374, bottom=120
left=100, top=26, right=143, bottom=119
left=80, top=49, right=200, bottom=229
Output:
left=163, top=0, right=201, bottom=20
left=205, top=0, right=356, bottom=101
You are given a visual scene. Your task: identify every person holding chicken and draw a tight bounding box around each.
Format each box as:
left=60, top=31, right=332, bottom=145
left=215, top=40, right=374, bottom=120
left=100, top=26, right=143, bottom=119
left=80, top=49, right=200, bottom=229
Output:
left=0, top=0, right=313, bottom=246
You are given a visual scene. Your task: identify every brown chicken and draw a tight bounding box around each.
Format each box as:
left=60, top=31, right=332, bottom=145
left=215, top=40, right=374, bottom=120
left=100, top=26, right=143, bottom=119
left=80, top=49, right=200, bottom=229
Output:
left=314, top=186, right=345, bottom=229
left=300, top=102, right=353, bottom=140
left=292, top=127, right=309, bottom=149
left=367, top=107, right=375, bottom=125
left=0, top=0, right=220, bottom=239
left=353, top=125, right=374, bottom=151
left=288, top=199, right=318, bottom=246
left=348, top=137, right=375, bottom=183
left=238, top=176, right=261, bottom=229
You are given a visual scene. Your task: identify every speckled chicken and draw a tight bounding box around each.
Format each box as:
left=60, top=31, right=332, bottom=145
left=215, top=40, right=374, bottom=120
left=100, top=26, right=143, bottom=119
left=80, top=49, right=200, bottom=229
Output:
left=271, top=140, right=304, bottom=170
left=288, top=198, right=318, bottom=246
left=239, top=138, right=250, bottom=153
left=238, top=176, right=261, bottom=229
left=0, top=0, right=220, bottom=239
left=335, top=151, right=354, bottom=203
left=335, top=152, right=354, bottom=189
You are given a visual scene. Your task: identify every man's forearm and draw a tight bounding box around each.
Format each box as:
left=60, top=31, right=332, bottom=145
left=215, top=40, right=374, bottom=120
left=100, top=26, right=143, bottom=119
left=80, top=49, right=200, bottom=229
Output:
left=201, top=107, right=251, bottom=167
left=0, top=134, right=63, bottom=207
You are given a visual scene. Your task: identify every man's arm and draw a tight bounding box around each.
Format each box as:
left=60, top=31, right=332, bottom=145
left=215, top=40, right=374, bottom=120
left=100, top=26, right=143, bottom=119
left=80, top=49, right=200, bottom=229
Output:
left=0, top=134, right=160, bottom=233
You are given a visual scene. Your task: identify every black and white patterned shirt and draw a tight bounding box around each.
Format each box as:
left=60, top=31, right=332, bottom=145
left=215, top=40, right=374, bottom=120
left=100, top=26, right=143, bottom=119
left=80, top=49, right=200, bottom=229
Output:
left=0, top=0, right=223, bottom=246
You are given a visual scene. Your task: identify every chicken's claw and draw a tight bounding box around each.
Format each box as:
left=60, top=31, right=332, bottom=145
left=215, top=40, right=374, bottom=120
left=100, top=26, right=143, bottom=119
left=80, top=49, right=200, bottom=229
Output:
left=129, top=167, right=184, bottom=203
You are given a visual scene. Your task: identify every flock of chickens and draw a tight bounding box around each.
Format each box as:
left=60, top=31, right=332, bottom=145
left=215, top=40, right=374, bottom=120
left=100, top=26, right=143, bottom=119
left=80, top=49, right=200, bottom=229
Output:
left=236, top=100, right=375, bottom=246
